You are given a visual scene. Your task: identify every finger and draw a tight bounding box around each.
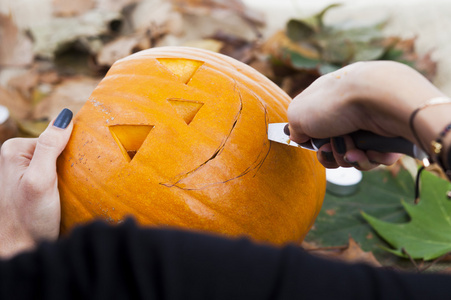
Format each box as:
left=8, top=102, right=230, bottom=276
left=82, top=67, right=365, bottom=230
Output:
left=0, top=137, right=37, bottom=161
left=285, top=123, right=311, bottom=144
left=366, top=151, right=402, bottom=166
left=317, top=143, right=340, bottom=168
left=343, top=150, right=402, bottom=171
left=26, top=109, right=73, bottom=182
left=343, top=149, right=377, bottom=171
left=331, top=136, right=353, bottom=168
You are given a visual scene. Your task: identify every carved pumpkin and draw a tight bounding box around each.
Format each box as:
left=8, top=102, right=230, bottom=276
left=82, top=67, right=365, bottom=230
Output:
left=57, top=46, right=326, bottom=245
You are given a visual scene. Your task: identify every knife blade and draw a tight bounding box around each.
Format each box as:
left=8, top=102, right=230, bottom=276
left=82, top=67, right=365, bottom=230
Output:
left=268, top=123, right=428, bottom=160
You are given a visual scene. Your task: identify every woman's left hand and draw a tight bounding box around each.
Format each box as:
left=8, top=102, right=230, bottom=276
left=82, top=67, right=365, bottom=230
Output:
left=0, top=109, right=73, bottom=258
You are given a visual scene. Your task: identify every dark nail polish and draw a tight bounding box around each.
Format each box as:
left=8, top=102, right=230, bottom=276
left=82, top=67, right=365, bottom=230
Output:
left=53, top=108, right=73, bottom=129
left=283, top=124, right=290, bottom=136
left=321, top=151, right=335, bottom=163
left=344, top=157, right=360, bottom=168
left=332, top=137, right=346, bottom=154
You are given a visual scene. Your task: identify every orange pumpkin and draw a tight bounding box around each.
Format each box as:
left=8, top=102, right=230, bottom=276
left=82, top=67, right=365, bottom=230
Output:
left=57, top=46, right=326, bottom=245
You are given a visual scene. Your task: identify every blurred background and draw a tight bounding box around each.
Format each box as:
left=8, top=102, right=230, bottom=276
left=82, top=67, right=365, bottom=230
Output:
left=1, top=0, right=450, bottom=139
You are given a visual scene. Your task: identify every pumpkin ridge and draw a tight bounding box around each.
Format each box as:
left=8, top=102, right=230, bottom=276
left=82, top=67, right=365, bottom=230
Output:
left=58, top=47, right=326, bottom=245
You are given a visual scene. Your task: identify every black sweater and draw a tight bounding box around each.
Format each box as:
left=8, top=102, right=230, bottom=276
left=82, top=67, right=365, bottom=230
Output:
left=1, top=220, right=449, bottom=299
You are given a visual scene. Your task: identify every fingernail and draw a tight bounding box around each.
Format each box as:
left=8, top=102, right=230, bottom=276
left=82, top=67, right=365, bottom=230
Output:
left=321, top=151, right=335, bottom=163
left=344, top=156, right=360, bottom=168
left=332, top=137, right=346, bottom=154
left=283, top=124, right=290, bottom=136
left=53, top=108, right=73, bottom=129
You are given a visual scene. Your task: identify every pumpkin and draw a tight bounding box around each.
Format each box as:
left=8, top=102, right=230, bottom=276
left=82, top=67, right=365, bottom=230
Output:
left=57, top=46, right=326, bottom=245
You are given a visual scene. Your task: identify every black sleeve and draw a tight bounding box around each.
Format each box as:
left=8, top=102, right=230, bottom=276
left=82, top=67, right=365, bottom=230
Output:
left=0, top=219, right=449, bottom=300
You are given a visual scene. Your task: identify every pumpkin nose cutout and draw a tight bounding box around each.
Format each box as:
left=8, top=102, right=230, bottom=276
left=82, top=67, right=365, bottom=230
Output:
left=167, top=99, right=204, bottom=125
left=109, top=125, right=154, bottom=161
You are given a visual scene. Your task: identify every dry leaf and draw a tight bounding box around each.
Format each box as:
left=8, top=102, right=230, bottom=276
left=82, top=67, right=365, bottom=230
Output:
left=96, top=0, right=142, bottom=12
left=97, top=34, right=151, bottom=66
left=128, top=0, right=174, bottom=30
left=182, top=39, right=224, bottom=53
left=0, top=14, right=34, bottom=67
left=262, top=30, right=320, bottom=63
left=0, top=105, right=19, bottom=144
left=0, top=86, right=32, bottom=120
left=164, top=0, right=263, bottom=46
left=52, top=0, right=95, bottom=17
left=170, top=0, right=264, bottom=26
left=335, top=237, right=382, bottom=266
left=30, top=10, right=121, bottom=59
left=33, top=76, right=101, bottom=120
left=7, top=69, right=39, bottom=100
left=303, top=237, right=382, bottom=267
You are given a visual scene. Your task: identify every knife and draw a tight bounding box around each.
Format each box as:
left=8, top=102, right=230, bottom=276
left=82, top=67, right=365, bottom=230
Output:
left=268, top=123, right=429, bottom=160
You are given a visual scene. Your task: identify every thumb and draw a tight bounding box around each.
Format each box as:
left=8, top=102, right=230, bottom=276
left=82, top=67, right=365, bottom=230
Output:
left=28, top=109, right=74, bottom=177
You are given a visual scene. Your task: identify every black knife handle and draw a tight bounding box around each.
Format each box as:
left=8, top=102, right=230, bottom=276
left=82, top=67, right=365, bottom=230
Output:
left=311, top=130, right=423, bottom=158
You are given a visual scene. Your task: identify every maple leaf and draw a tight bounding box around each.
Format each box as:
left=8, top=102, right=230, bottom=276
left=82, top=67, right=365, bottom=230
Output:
left=362, top=170, right=451, bottom=261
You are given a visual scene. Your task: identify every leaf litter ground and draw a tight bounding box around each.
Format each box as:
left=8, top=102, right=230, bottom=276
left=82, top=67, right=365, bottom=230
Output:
left=305, top=166, right=451, bottom=270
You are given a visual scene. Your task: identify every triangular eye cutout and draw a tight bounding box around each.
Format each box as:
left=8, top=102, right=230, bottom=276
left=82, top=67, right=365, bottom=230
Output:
left=157, top=58, right=204, bottom=84
left=167, top=99, right=204, bottom=125
left=109, top=125, right=154, bottom=162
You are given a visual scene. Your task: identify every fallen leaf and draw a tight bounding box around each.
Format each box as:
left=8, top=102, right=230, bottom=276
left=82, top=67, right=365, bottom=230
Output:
left=336, top=237, right=382, bottom=266
left=303, top=237, right=381, bottom=267
left=52, top=0, right=95, bottom=17
left=182, top=39, right=224, bottom=53
left=96, top=0, right=142, bottom=12
left=363, top=170, right=451, bottom=261
left=162, top=0, right=263, bottom=46
left=0, top=14, right=34, bottom=67
left=306, top=168, right=413, bottom=266
left=0, top=105, right=19, bottom=144
left=170, top=0, right=264, bottom=26
left=211, top=31, right=258, bottom=63
left=7, top=69, right=39, bottom=100
left=0, top=86, right=32, bottom=120
left=96, top=34, right=151, bottom=66
left=17, top=119, right=50, bottom=138
left=262, top=30, right=320, bottom=63
left=127, top=0, right=178, bottom=34
left=325, top=209, right=336, bottom=216
left=33, top=76, right=101, bottom=120
left=30, top=10, right=121, bottom=59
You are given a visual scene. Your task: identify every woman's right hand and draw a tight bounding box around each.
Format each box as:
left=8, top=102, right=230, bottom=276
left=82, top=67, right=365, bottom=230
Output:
left=287, top=61, right=447, bottom=170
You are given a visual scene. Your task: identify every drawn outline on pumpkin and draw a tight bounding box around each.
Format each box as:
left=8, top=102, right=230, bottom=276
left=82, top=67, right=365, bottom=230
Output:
left=102, top=58, right=271, bottom=190
left=160, top=81, right=271, bottom=190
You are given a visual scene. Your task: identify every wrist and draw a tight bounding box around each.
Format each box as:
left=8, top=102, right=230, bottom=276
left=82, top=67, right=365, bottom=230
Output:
left=0, top=230, right=35, bottom=259
left=414, top=102, right=451, bottom=169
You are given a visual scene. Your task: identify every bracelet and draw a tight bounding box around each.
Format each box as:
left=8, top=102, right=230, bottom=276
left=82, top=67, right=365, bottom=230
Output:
left=409, top=96, right=451, bottom=182
left=431, top=122, right=451, bottom=178
left=409, top=96, right=451, bottom=153
left=409, top=96, right=451, bottom=201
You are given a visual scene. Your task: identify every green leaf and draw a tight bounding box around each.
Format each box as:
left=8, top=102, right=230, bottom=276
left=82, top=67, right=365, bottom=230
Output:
left=318, top=63, right=341, bottom=75
left=362, top=171, right=451, bottom=261
left=306, top=168, right=413, bottom=263
left=300, top=3, right=342, bottom=31
left=286, top=19, right=315, bottom=42
left=316, top=22, right=386, bottom=63
left=283, top=49, right=320, bottom=70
